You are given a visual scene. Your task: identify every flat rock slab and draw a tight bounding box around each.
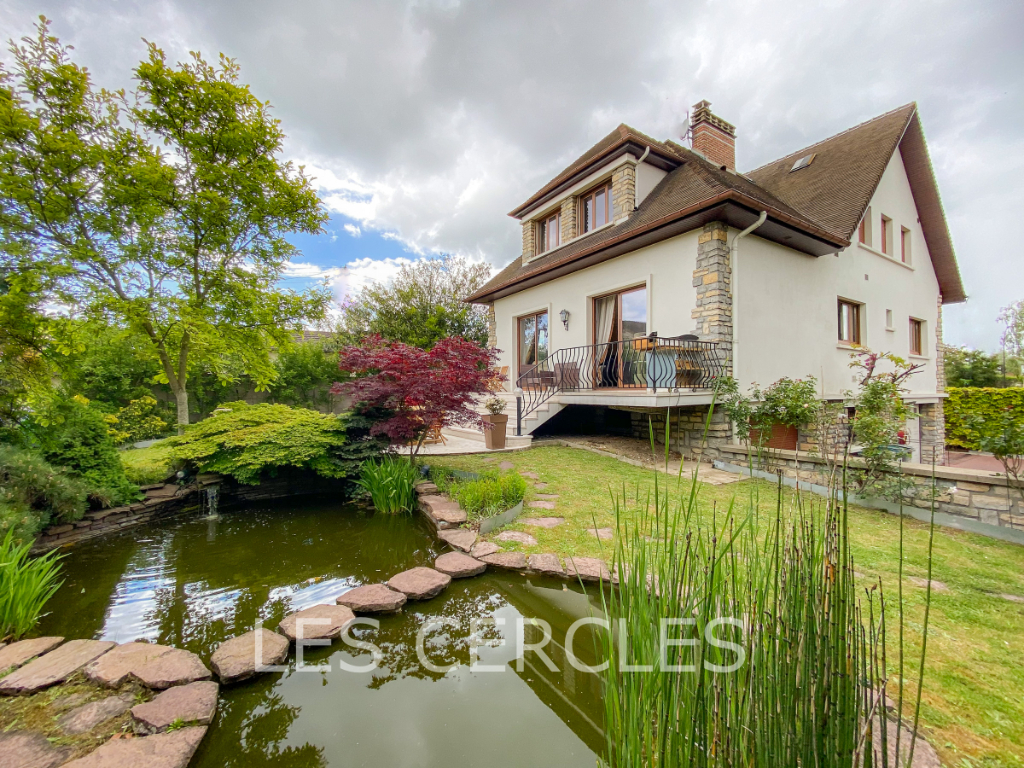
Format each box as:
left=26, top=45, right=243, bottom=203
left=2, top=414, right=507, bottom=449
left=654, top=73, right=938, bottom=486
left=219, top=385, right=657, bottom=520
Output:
left=565, top=557, right=612, bottom=583
left=907, top=577, right=949, bottom=592
left=999, top=593, right=1024, bottom=603
left=431, top=508, right=468, bottom=527
left=522, top=517, right=563, bottom=529
left=279, top=604, right=355, bottom=642
left=144, top=484, right=180, bottom=499
left=52, top=692, right=92, bottom=712
left=479, top=552, right=528, bottom=570
left=210, top=629, right=288, bottom=684
left=85, top=643, right=210, bottom=689
left=520, top=471, right=540, bottom=480
left=0, top=731, right=71, bottom=768
left=337, top=583, right=407, bottom=614
left=131, top=681, right=219, bottom=734
left=588, top=527, right=614, bottom=540
left=0, top=639, right=116, bottom=695
left=0, top=637, right=63, bottom=672
left=494, top=531, right=537, bottom=546
left=438, top=529, right=477, bottom=552
left=59, top=695, right=132, bottom=736
left=498, top=461, right=515, bottom=470
left=534, top=494, right=559, bottom=500
left=528, top=553, right=564, bottom=576
left=533, top=482, right=549, bottom=490
left=62, top=726, right=207, bottom=768
left=419, top=495, right=460, bottom=515
left=415, top=482, right=438, bottom=494
left=470, top=542, right=500, bottom=559
left=434, top=552, right=486, bottom=578
left=387, top=567, right=451, bottom=600
left=527, top=500, right=556, bottom=510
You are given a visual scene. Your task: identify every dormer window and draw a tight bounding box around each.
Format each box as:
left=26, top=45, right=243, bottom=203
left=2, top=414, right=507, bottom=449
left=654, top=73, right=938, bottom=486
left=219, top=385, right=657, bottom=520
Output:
left=579, top=183, right=613, bottom=234
left=537, top=211, right=560, bottom=254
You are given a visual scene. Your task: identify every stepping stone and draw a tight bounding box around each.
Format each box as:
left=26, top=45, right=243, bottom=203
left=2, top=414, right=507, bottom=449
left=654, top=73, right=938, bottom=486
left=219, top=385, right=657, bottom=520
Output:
left=85, top=642, right=211, bottom=689
left=494, top=530, right=537, bottom=546
left=528, top=500, right=556, bottom=510
left=210, top=629, right=289, bottom=684
left=61, top=726, right=207, bottom=768
left=528, top=553, right=564, bottom=576
left=520, top=471, right=540, bottom=480
left=419, top=496, right=468, bottom=527
left=387, top=567, right=451, bottom=600
left=533, top=482, right=549, bottom=490
left=439, top=528, right=477, bottom=552
left=522, top=517, right=563, bottom=528
left=435, top=552, right=487, bottom=578
left=53, top=691, right=93, bottom=712
left=470, top=542, right=500, bottom=559
left=565, top=557, right=612, bottom=583
left=0, top=636, right=63, bottom=672
left=907, top=577, right=949, bottom=592
left=278, top=604, right=355, bottom=642
left=589, top=527, right=614, bottom=541
left=535, top=494, right=559, bottom=500
left=59, top=694, right=133, bottom=735
left=999, top=593, right=1024, bottom=604
left=415, top=482, right=438, bottom=495
left=479, top=552, right=528, bottom=570
left=144, top=484, right=180, bottom=499
left=0, top=639, right=116, bottom=694
left=0, top=731, right=71, bottom=768
left=131, top=681, right=219, bottom=734
left=498, top=461, right=515, bottom=470
left=337, top=583, right=407, bottom=614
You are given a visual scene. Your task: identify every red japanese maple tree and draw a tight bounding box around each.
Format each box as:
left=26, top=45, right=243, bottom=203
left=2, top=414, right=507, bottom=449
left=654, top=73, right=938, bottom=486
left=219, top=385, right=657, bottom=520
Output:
left=333, top=335, right=500, bottom=458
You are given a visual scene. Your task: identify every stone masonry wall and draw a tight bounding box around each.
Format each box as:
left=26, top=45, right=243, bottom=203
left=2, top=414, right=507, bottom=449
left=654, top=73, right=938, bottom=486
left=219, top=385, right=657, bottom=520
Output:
left=522, top=219, right=536, bottom=261
left=611, top=164, right=635, bottom=221
left=560, top=196, right=577, bottom=243
left=628, top=405, right=732, bottom=461
left=692, top=221, right=733, bottom=374
left=485, top=303, right=497, bottom=349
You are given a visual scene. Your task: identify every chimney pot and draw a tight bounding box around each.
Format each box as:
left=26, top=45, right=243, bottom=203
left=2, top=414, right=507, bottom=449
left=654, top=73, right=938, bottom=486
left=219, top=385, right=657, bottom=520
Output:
left=690, top=100, right=736, bottom=171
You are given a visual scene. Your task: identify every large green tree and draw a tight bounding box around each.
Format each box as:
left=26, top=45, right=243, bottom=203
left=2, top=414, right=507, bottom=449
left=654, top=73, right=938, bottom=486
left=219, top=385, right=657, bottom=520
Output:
left=0, top=20, right=330, bottom=430
left=944, top=346, right=1003, bottom=388
left=338, top=254, right=492, bottom=349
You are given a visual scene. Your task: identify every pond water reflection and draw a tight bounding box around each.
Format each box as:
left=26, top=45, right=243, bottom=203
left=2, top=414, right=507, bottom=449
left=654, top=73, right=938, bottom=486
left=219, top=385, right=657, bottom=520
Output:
left=37, top=497, right=605, bottom=767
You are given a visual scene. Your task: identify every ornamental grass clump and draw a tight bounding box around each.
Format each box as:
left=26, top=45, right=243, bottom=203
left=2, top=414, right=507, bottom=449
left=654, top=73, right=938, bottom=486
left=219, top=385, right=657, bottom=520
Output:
left=0, top=529, right=64, bottom=641
left=432, top=469, right=526, bottom=520
left=356, top=456, right=419, bottom=514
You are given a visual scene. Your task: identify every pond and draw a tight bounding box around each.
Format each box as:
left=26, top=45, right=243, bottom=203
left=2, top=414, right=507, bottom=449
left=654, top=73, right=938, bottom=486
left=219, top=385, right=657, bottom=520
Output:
left=37, top=496, right=606, bottom=768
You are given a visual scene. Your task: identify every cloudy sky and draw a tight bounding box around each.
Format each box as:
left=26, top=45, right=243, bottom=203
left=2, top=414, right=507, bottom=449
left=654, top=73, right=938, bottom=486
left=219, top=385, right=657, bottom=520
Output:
left=2, top=0, right=1021, bottom=349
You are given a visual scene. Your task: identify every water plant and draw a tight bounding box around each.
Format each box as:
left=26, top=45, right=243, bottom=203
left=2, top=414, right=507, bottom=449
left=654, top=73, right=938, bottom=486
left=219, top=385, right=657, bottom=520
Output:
left=356, top=455, right=419, bottom=513
left=0, top=528, right=64, bottom=641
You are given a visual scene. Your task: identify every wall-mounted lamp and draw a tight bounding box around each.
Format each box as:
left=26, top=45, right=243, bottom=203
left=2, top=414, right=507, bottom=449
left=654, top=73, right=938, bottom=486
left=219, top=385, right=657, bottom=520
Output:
left=559, top=309, right=570, bottom=330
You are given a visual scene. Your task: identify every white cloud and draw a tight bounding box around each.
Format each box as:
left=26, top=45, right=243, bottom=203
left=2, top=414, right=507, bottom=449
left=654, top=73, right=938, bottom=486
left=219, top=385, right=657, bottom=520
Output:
left=343, top=223, right=361, bottom=237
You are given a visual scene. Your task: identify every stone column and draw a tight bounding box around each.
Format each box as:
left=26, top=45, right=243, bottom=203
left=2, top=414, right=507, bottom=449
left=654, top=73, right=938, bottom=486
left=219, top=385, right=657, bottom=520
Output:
left=691, top=222, right=733, bottom=374
left=920, top=294, right=946, bottom=464
left=560, top=196, right=577, bottom=243
left=485, top=303, right=497, bottom=349
left=522, top=221, right=536, bottom=261
left=611, top=164, right=635, bottom=220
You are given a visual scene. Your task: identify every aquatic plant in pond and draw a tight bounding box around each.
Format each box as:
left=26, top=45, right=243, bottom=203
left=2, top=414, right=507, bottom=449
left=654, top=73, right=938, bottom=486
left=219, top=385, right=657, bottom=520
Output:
left=0, top=529, right=63, bottom=641
left=357, top=456, right=419, bottom=513
left=430, top=468, right=526, bottom=520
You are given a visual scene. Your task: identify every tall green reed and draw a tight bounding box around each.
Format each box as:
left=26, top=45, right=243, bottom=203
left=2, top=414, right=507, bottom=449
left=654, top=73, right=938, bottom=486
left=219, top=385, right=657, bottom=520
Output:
left=356, top=455, right=419, bottom=513
left=0, top=528, right=64, bottom=641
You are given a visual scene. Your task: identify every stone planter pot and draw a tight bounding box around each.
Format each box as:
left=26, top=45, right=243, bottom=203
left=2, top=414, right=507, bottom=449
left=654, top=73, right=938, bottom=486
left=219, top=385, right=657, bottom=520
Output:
left=482, top=413, right=508, bottom=450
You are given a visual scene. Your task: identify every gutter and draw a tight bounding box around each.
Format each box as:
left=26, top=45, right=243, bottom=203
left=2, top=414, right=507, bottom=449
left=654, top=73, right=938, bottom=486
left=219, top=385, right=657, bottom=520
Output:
left=730, top=210, right=767, bottom=385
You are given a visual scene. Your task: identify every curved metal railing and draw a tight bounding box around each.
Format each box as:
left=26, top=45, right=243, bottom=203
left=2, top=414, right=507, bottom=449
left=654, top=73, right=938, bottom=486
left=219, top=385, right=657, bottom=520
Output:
left=513, top=337, right=724, bottom=434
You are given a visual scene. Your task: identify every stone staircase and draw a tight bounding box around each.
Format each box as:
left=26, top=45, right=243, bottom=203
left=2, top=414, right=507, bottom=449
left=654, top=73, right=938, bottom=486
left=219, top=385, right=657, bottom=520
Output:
left=440, top=390, right=564, bottom=447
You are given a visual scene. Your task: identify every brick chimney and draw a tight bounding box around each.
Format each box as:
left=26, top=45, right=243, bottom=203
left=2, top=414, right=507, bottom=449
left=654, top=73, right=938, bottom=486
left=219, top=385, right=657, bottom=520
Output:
left=690, top=100, right=736, bottom=170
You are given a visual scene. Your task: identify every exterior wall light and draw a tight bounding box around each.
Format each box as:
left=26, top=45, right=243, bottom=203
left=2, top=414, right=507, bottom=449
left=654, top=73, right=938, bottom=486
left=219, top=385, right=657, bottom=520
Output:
left=559, top=309, right=570, bottom=330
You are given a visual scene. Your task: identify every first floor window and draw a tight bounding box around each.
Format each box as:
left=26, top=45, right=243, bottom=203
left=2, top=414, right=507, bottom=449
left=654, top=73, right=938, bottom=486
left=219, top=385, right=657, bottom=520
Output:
left=517, top=311, right=549, bottom=377
left=838, top=299, right=862, bottom=344
left=580, top=183, right=613, bottom=233
left=537, top=212, right=560, bottom=253
left=910, top=318, right=923, bottom=355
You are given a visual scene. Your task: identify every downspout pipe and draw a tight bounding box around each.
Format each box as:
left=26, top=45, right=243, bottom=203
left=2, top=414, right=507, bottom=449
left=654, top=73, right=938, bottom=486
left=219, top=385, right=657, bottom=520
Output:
left=730, top=210, right=767, bottom=387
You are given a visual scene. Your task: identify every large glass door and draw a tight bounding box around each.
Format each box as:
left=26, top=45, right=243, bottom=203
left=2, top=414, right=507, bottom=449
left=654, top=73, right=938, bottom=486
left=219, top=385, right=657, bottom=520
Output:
left=517, top=311, right=549, bottom=380
left=593, top=285, right=647, bottom=387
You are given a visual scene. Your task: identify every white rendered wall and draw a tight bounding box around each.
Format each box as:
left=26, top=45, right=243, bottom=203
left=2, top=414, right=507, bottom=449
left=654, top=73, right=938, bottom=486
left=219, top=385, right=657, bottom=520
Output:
left=736, top=149, right=941, bottom=398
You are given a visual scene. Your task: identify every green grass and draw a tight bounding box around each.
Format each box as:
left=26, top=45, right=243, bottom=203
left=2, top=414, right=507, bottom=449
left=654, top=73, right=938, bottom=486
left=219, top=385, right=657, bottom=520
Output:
left=430, top=467, right=527, bottom=520
left=0, top=529, right=64, bottom=641
left=119, top=440, right=176, bottom=485
left=432, top=444, right=1024, bottom=767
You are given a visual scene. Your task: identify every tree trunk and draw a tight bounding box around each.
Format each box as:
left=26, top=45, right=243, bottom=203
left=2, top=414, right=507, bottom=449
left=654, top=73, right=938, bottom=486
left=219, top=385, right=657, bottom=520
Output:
left=174, top=386, right=190, bottom=434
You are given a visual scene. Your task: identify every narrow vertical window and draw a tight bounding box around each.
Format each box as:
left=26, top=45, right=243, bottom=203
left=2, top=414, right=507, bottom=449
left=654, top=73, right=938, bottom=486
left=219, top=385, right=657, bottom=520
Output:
left=858, top=207, right=872, bottom=246
left=579, top=183, right=613, bottom=234
left=537, top=212, right=560, bottom=253
left=838, top=299, right=862, bottom=344
left=880, top=215, right=892, bottom=255
left=901, top=227, right=911, bottom=264
left=910, top=318, right=923, bottom=356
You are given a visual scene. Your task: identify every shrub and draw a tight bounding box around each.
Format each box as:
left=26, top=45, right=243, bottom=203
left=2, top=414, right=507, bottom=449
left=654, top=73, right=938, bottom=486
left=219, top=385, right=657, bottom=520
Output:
left=946, top=387, right=1024, bottom=450
left=167, top=401, right=352, bottom=484
left=433, top=469, right=526, bottom=519
left=104, top=396, right=172, bottom=445
left=120, top=440, right=177, bottom=485
left=0, top=444, right=90, bottom=541
left=32, top=397, right=140, bottom=506
left=356, top=456, right=418, bottom=513
left=0, top=528, right=64, bottom=641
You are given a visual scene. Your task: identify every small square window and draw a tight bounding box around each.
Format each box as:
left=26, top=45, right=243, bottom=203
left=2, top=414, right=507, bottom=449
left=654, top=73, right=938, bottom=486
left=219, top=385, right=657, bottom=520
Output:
left=910, top=318, right=924, bottom=356
left=838, top=299, right=862, bottom=345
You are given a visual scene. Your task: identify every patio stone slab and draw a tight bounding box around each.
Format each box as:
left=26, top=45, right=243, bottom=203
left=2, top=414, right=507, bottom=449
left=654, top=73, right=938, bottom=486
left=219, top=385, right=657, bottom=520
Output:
left=533, top=482, right=548, bottom=490
left=528, top=553, right=564, bottom=576
left=278, top=604, right=355, bottom=642
left=470, top=542, right=500, bottom=559
left=210, top=629, right=288, bottom=684
left=588, top=527, right=614, bottom=541
left=520, top=471, right=540, bottom=479
left=131, top=681, right=219, bottom=734
left=387, top=567, right=451, bottom=600
left=527, top=500, right=556, bottom=510
left=479, top=552, right=528, bottom=570
left=521, top=517, right=563, bottom=528
left=62, top=726, right=207, bottom=768
left=59, top=694, right=133, bottom=735
left=0, top=731, right=71, bottom=768
left=494, top=531, right=537, bottom=546
left=85, top=643, right=211, bottom=689
left=565, top=557, right=612, bottom=583
left=336, top=583, right=407, bottom=614
left=438, top=529, right=477, bottom=552
left=0, top=639, right=116, bottom=695
left=434, top=552, right=487, bottom=578
left=0, top=637, right=63, bottom=672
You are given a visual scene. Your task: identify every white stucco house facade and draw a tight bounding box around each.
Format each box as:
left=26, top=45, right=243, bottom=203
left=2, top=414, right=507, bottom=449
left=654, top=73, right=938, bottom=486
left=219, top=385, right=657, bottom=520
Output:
left=465, top=101, right=965, bottom=462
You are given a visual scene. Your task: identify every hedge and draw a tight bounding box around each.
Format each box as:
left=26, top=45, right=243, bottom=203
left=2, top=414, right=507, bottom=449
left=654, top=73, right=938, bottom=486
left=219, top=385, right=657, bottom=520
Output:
left=945, top=387, right=1024, bottom=450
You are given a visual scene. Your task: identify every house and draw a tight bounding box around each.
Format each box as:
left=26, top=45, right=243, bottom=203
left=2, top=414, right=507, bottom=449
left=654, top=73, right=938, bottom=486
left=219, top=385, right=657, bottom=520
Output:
left=465, top=101, right=964, bottom=463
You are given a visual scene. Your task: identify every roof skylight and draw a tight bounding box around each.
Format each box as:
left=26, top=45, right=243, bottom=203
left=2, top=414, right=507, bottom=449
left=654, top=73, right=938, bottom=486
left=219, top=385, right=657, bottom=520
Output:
left=790, top=153, right=816, bottom=172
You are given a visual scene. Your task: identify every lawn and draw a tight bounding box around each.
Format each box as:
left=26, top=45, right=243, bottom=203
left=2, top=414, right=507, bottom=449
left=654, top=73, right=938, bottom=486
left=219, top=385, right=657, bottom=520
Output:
left=429, top=444, right=1024, bottom=768
left=119, top=440, right=176, bottom=485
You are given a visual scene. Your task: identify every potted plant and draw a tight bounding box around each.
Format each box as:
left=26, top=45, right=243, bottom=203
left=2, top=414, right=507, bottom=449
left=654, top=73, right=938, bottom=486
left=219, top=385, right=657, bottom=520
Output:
left=482, top=397, right=509, bottom=450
